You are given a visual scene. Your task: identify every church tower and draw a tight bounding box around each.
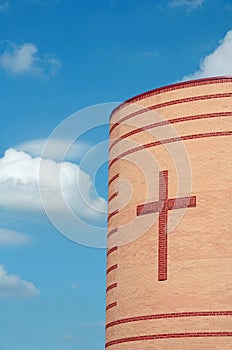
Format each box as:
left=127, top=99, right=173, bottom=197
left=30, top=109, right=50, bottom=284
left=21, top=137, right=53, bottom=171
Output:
left=106, top=77, right=232, bottom=349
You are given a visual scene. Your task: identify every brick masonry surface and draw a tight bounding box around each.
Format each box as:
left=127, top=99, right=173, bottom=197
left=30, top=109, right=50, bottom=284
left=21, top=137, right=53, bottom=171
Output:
left=106, top=77, right=232, bottom=349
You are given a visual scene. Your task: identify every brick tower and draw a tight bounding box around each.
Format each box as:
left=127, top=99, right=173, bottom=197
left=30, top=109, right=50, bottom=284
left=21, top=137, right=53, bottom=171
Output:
left=106, top=77, right=232, bottom=349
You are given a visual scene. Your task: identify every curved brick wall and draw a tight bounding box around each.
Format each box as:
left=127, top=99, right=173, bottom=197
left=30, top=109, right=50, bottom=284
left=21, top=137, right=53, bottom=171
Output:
left=106, top=77, right=232, bottom=349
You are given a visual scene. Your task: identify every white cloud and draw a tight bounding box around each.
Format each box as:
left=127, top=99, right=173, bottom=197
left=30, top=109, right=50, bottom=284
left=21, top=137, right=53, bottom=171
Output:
left=0, top=228, right=30, bottom=247
left=225, top=4, right=232, bottom=12
left=31, top=0, right=63, bottom=4
left=0, top=148, right=106, bottom=219
left=64, top=334, right=77, bottom=343
left=81, top=320, right=105, bottom=328
left=0, top=265, right=39, bottom=297
left=17, top=139, right=91, bottom=162
left=98, top=45, right=158, bottom=61
left=183, top=30, right=232, bottom=80
left=0, top=0, right=9, bottom=12
left=0, top=41, right=60, bottom=76
left=141, top=50, right=158, bottom=58
left=169, top=0, right=204, bottom=10
left=96, top=320, right=105, bottom=327
left=70, top=283, right=79, bottom=290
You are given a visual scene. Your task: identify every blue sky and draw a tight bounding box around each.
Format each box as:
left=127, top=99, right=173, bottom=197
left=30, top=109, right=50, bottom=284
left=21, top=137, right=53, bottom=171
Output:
left=0, top=0, right=232, bottom=349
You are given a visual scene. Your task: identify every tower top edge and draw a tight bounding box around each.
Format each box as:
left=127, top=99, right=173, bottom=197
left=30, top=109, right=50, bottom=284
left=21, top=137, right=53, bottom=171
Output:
left=110, top=76, right=232, bottom=120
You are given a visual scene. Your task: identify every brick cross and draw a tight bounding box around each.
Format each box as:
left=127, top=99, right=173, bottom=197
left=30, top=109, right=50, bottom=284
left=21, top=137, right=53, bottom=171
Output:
left=137, top=170, right=196, bottom=281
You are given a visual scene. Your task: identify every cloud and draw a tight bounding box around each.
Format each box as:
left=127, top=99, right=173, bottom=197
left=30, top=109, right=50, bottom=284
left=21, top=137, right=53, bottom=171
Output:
left=0, top=0, right=9, bottom=12
left=70, top=283, right=79, bottom=290
left=169, top=0, right=204, bottom=10
left=16, top=139, right=91, bottom=162
left=141, top=50, right=158, bottom=58
left=81, top=320, right=105, bottom=328
left=64, top=334, right=77, bottom=343
left=0, top=148, right=106, bottom=220
left=183, top=30, right=232, bottom=80
left=0, top=265, right=39, bottom=297
left=0, top=41, right=60, bottom=76
left=96, top=320, right=105, bottom=327
left=225, top=4, right=232, bottom=12
left=0, top=228, right=31, bottom=247
left=31, top=0, right=63, bottom=4
left=98, top=45, right=158, bottom=61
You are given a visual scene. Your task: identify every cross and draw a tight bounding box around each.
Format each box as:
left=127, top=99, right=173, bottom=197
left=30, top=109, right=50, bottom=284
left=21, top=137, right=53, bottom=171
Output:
left=137, top=170, right=196, bottom=281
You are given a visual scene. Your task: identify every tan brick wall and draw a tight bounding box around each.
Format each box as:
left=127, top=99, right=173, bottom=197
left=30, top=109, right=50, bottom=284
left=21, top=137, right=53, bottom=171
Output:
left=106, top=77, right=232, bottom=349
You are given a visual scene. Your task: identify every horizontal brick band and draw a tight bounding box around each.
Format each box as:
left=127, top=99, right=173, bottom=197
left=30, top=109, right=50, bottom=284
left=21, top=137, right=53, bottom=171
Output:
left=110, top=77, right=232, bottom=119
left=108, top=173, right=119, bottom=186
left=106, top=302, right=117, bottom=311
left=110, top=93, right=232, bottom=134
left=109, top=131, right=232, bottom=169
left=106, top=264, right=118, bottom=275
left=137, top=196, right=196, bottom=216
left=110, top=112, right=232, bottom=150
left=106, top=283, right=117, bottom=293
left=108, top=192, right=118, bottom=202
left=108, top=210, right=119, bottom=222
left=105, top=332, right=232, bottom=347
left=106, top=311, right=232, bottom=329
left=107, top=246, right=118, bottom=256
left=107, top=227, right=118, bottom=238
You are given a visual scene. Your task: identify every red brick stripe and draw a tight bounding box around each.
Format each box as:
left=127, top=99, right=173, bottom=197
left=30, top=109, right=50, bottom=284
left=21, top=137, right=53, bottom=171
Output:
left=105, top=332, right=232, bottom=347
left=106, top=283, right=117, bottom=293
left=110, top=93, right=232, bottom=134
left=110, top=77, right=232, bottom=118
left=106, top=264, right=118, bottom=275
left=108, top=210, right=119, bottom=222
left=107, top=227, right=118, bottom=238
left=107, top=246, right=118, bottom=256
left=110, top=107, right=151, bottom=134
left=109, top=131, right=232, bottom=169
left=106, top=311, right=232, bottom=329
left=106, top=302, right=117, bottom=311
left=108, top=192, right=118, bottom=202
left=110, top=112, right=232, bottom=150
left=108, top=173, right=119, bottom=186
